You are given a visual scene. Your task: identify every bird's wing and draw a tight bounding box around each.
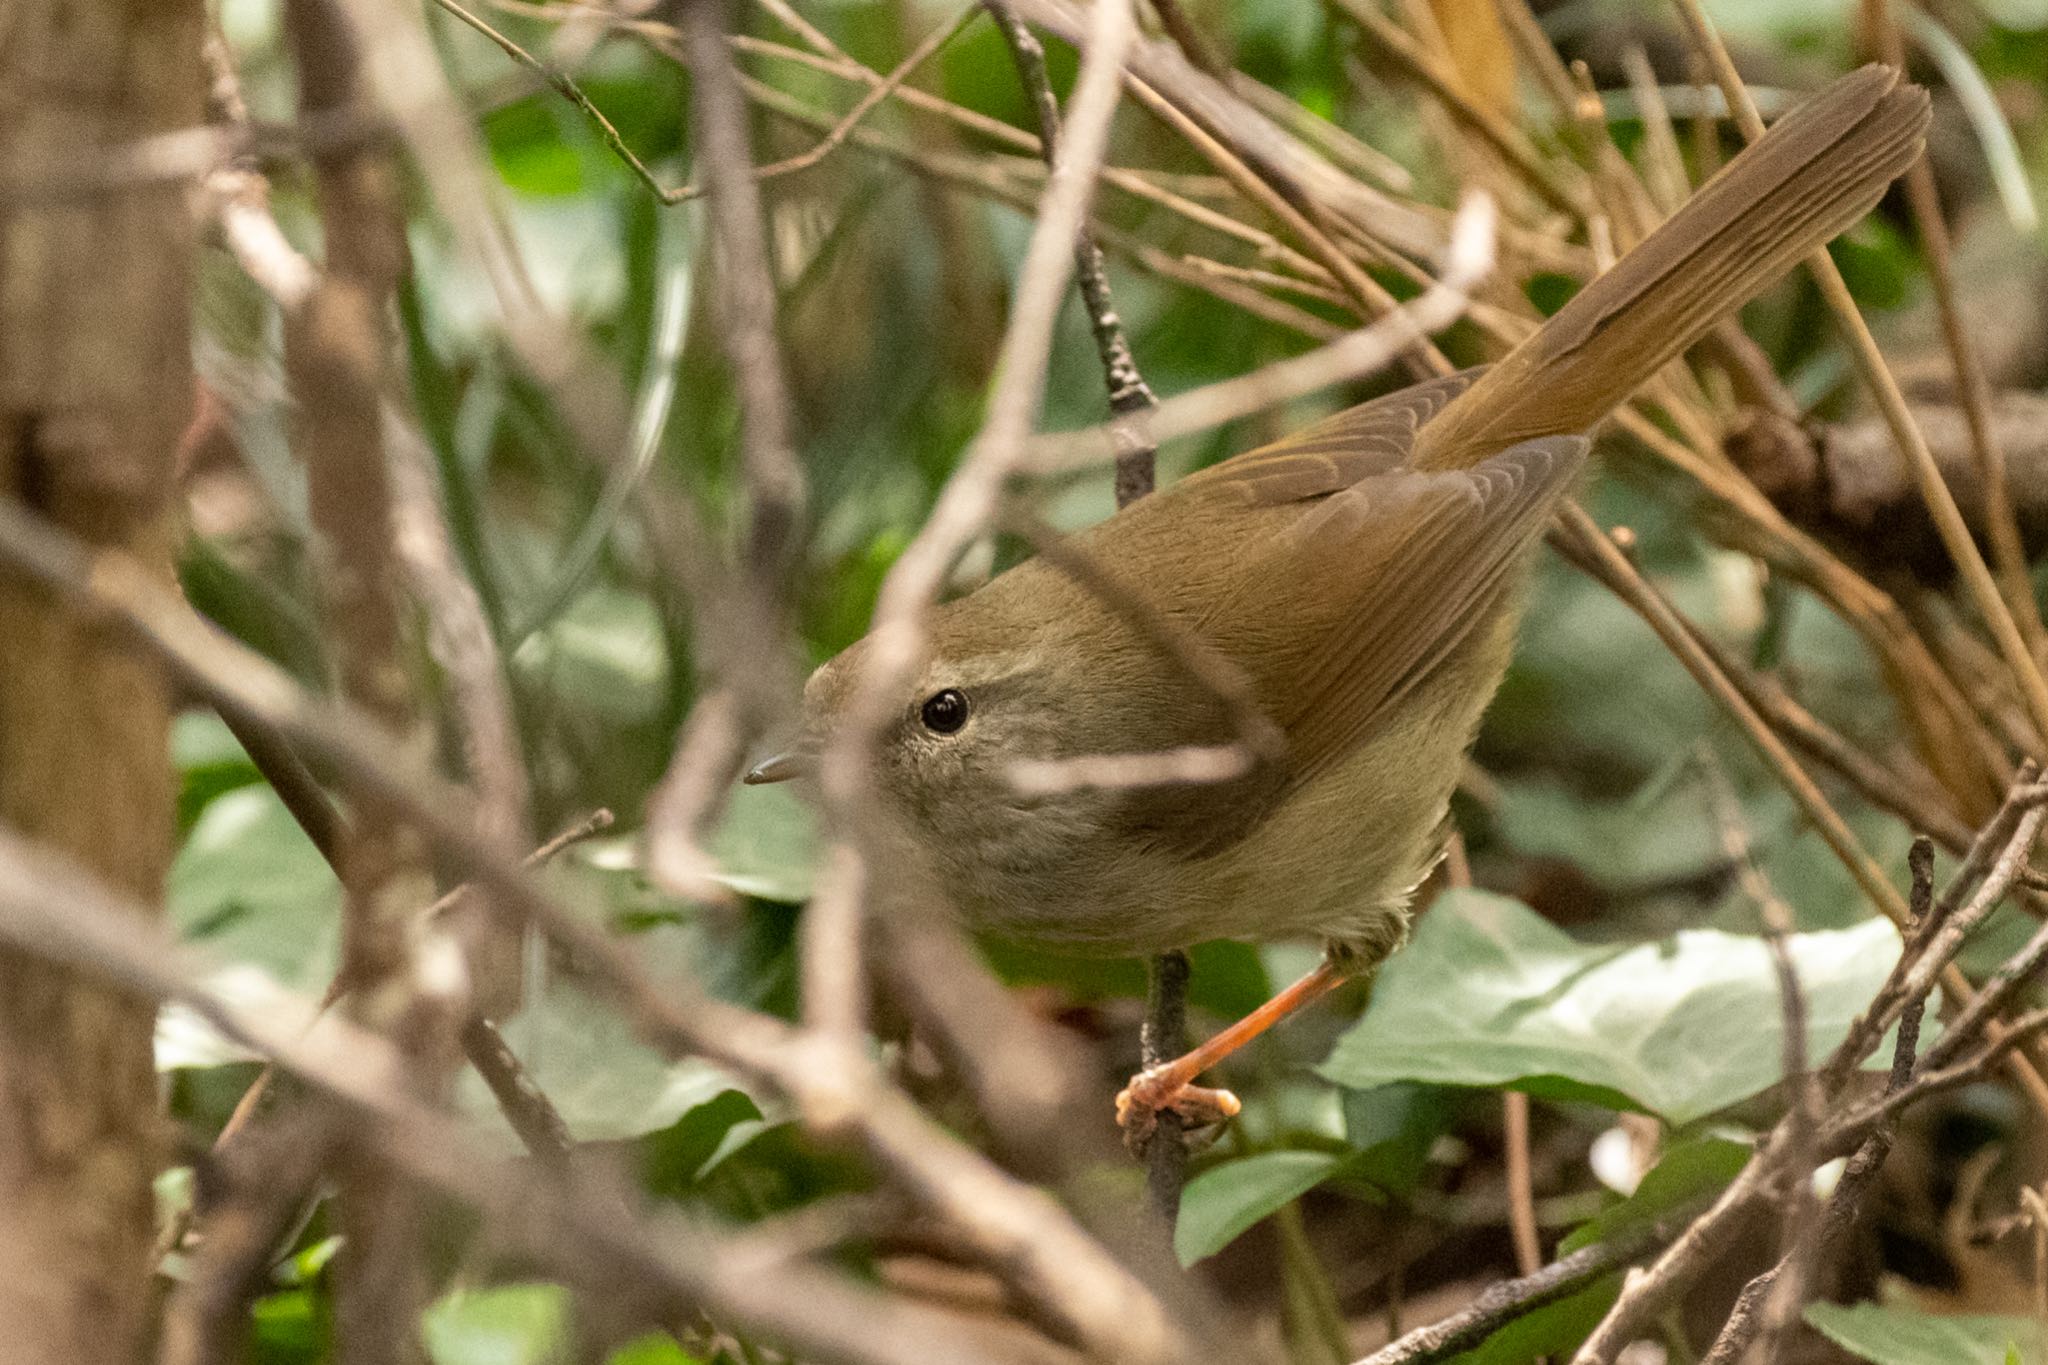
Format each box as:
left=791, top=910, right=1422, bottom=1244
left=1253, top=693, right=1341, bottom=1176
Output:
left=1190, top=408, right=1587, bottom=786
left=1186, top=371, right=1476, bottom=504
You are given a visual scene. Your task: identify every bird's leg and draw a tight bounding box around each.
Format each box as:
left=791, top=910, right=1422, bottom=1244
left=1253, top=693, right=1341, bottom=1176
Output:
left=1115, top=953, right=1351, bottom=1149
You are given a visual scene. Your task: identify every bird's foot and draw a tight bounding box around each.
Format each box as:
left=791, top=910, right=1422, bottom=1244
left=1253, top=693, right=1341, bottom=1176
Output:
left=1115, top=1064, right=1241, bottom=1155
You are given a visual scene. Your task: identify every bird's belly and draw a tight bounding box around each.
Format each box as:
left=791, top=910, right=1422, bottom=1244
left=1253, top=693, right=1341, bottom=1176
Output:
left=953, top=738, right=1455, bottom=959
left=947, top=648, right=1490, bottom=959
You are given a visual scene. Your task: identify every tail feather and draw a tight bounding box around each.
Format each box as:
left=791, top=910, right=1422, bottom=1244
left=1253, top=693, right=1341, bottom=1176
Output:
left=1413, top=65, right=1929, bottom=470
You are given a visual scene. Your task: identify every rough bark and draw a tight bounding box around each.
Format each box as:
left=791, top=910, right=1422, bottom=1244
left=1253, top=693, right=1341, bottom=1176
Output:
left=0, top=1, right=204, bottom=1360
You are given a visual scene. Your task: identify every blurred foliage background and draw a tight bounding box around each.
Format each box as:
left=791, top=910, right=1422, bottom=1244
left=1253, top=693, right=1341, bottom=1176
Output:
left=165, top=0, right=2048, bottom=1359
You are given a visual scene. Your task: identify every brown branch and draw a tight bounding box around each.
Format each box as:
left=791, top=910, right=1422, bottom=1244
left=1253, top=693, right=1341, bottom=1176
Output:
left=678, top=0, right=806, bottom=584
left=984, top=0, right=1159, bottom=500
left=157, top=1107, right=342, bottom=1365
left=1726, top=394, right=2048, bottom=584
left=1863, top=0, right=2045, bottom=659
left=1020, top=195, right=1495, bottom=474
left=1571, top=779, right=2048, bottom=1364
left=1699, top=840, right=1937, bottom=1365
left=282, top=4, right=444, bottom=1358
left=1351, top=1216, right=1682, bottom=1365
left=387, top=411, right=532, bottom=1016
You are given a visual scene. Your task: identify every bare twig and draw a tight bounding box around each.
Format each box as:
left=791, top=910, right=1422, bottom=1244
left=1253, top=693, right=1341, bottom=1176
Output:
left=1351, top=1217, right=1682, bottom=1365
left=678, top=0, right=806, bottom=583
left=645, top=689, right=749, bottom=907
left=1862, top=0, right=2045, bottom=661
left=461, top=1016, right=573, bottom=1166
left=158, top=1108, right=341, bottom=1365
left=1573, top=779, right=2048, bottom=1364
left=985, top=0, right=1158, bottom=499
left=281, top=5, right=446, bottom=1357
left=1022, top=192, right=1495, bottom=474
left=1699, top=841, right=1937, bottom=1365
left=430, top=0, right=684, bottom=200
left=387, top=409, right=532, bottom=1015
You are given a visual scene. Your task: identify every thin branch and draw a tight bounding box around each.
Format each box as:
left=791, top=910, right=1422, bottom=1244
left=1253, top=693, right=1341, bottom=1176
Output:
left=1699, top=840, right=1937, bottom=1365
left=679, top=0, right=806, bottom=584
left=1862, top=0, right=2046, bottom=662
left=984, top=0, right=1159, bottom=499
left=1350, top=1217, right=1681, bottom=1365
left=430, top=0, right=686, bottom=200
left=158, top=1108, right=341, bottom=1365
left=1022, top=192, right=1495, bottom=474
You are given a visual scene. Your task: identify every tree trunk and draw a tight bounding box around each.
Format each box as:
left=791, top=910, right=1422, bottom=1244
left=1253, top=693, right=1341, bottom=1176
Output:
left=0, top=2, right=203, bottom=1359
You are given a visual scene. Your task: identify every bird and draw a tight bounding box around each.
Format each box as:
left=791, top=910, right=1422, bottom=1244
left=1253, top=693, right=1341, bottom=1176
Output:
left=746, top=65, right=1931, bottom=1142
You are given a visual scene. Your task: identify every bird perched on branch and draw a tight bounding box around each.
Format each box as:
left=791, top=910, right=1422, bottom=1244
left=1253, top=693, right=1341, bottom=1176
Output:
left=748, top=65, right=1930, bottom=1144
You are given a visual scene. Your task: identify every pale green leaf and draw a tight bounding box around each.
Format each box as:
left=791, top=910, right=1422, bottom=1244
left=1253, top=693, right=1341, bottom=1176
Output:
left=1805, top=1302, right=2045, bottom=1365
left=1321, top=891, right=1909, bottom=1124
left=425, top=1283, right=571, bottom=1365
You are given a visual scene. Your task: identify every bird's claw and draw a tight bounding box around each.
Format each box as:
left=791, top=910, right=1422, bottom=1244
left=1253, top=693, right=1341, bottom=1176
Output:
left=1115, top=1065, right=1241, bottom=1155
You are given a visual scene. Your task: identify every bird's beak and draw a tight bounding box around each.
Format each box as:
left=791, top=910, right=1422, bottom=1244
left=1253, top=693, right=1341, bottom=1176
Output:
left=744, top=749, right=816, bottom=785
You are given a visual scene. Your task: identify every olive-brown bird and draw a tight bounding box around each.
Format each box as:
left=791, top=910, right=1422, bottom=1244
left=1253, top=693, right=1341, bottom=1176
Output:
left=748, top=66, right=1929, bottom=1138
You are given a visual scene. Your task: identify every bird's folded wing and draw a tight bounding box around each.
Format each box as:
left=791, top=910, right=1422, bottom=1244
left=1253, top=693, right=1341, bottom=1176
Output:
left=1193, top=426, right=1587, bottom=786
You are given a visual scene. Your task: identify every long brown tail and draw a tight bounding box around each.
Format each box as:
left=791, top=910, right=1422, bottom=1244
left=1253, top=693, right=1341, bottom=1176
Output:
left=1412, top=65, right=1928, bottom=471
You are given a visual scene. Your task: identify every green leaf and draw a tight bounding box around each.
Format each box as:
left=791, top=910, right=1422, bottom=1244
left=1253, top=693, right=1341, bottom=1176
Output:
left=1804, top=1302, right=2047, bottom=1365
left=607, top=1335, right=704, bottom=1365
left=1175, top=1149, right=1342, bottom=1266
left=641, top=1088, right=771, bottom=1195
left=454, top=970, right=773, bottom=1146
left=168, top=786, right=340, bottom=993
left=1320, top=891, right=1909, bottom=1124
left=709, top=781, right=818, bottom=904
left=1341, top=1083, right=1454, bottom=1197
left=511, top=587, right=671, bottom=728
left=250, top=1288, right=324, bottom=1364
left=1561, top=1133, right=1752, bottom=1254
left=171, top=712, right=263, bottom=837
left=1448, top=1272, right=1619, bottom=1365
left=425, top=1283, right=572, bottom=1365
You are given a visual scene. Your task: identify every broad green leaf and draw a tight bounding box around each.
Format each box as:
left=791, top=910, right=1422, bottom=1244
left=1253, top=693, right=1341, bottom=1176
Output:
left=1805, top=1302, right=2046, bottom=1365
left=1561, top=1133, right=1752, bottom=1254
left=1321, top=891, right=1908, bottom=1124
left=455, top=969, right=773, bottom=1146
left=168, top=786, right=340, bottom=993
left=1448, top=1272, right=1619, bottom=1365
left=709, top=782, right=818, bottom=904
left=425, top=1283, right=572, bottom=1365
left=511, top=587, right=670, bottom=728
left=1341, top=1083, right=1455, bottom=1197
left=1175, top=1149, right=1342, bottom=1265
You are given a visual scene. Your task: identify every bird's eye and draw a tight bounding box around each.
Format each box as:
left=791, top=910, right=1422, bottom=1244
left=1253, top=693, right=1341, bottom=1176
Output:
left=919, top=688, right=969, bottom=735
